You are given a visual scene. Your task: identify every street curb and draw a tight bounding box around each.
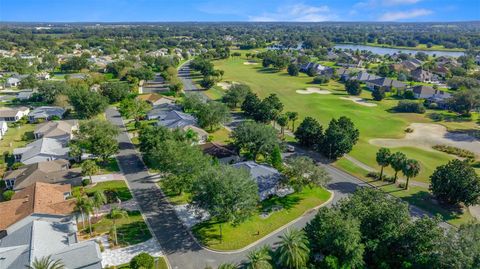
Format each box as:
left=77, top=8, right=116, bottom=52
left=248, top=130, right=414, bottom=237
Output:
left=175, top=189, right=335, bottom=254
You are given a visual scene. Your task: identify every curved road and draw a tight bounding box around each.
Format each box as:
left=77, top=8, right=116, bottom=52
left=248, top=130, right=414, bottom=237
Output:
left=104, top=62, right=440, bottom=269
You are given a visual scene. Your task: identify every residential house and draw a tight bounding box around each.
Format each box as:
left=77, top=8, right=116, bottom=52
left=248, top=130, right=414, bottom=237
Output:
left=156, top=110, right=208, bottom=143
left=366, top=77, right=406, bottom=92
left=28, top=106, right=66, bottom=123
left=34, top=120, right=78, bottom=143
left=137, top=93, right=175, bottom=106
left=5, top=77, right=20, bottom=87
left=410, top=85, right=452, bottom=100
left=36, top=72, right=50, bottom=80
left=410, top=68, right=435, bottom=82
left=326, top=51, right=339, bottom=61
left=3, top=159, right=81, bottom=190
left=475, top=55, right=480, bottom=65
left=146, top=103, right=182, bottom=120
left=0, top=183, right=102, bottom=269
left=436, top=56, right=459, bottom=67
left=351, top=71, right=380, bottom=82
left=199, top=142, right=240, bottom=164
left=300, top=62, right=334, bottom=76
left=335, top=68, right=354, bottom=81
left=432, top=65, right=450, bottom=78
left=16, top=89, right=36, bottom=100
left=0, top=106, right=30, bottom=122
left=0, top=121, right=8, bottom=140
left=233, top=161, right=289, bottom=201
left=13, top=138, right=70, bottom=164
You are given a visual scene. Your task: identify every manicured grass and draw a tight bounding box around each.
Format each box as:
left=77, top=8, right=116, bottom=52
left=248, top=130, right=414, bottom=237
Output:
left=0, top=123, right=35, bottom=174
left=157, top=180, right=190, bottom=205
left=334, top=158, right=474, bottom=226
left=204, top=85, right=226, bottom=100
left=86, top=210, right=152, bottom=247
left=208, top=127, right=231, bottom=144
left=192, top=186, right=331, bottom=250
left=74, top=180, right=133, bottom=202
left=117, top=257, right=168, bottom=269
left=97, top=158, right=121, bottom=174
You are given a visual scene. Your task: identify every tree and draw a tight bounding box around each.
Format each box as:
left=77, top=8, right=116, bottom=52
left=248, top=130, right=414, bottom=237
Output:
left=305, top=208, right=365, bottom=268
left=191, top=165, right=258, bottom=241
left=27, top=255, right=65, bottom=269
left=218, top=264, right=238, bottom=269
left=19, top=74, right=38, bottom=89
left=75, top=119, right=119, bottom=162
left=92, top=190, right=107, bottom=217
left=371, top=87, right=385, bottom=101
left=376, top=148, right=391, bottom=181
left=200, top=75, right=216, bottom=89
left=222, top=84, right=251, bottom=108
left=275, top=228, right=310, bottom=269
left=182, top=93, right=205, bottom=113
left=402, top=159, right=420, bottom=189
left=119, top=98, right=151, bottom=121
left=196, top=101, right=231, bottom=131
left=81, top=160, right=99, bottom=182
left=130, top=252, right=154, bottom=269
left=390, top=152, right=407, bottom=183
left=287, top=64, right=299, bottom=76
left=285, top=156, right=331, bottom=191
left=270, top=145, right=283, bottom=170
left=276, top=114, right=288, bottom=135
left=68, top=87, right=108, bottom=119
left=168, top=80, right=184, bottom=96
left=109, top=207, right=128, bottom=246
left=100, top=82, right=131, bottom=103
left=313, top=75, right=329, bottom=84
left=322, top=116, right=359, bottom=159
left=255, top=94, right=283, bottom=123
left=246, top=246, right=273, bottom=269
left=231, top=121, right=278, bottom=160
left=294, top=117, right=323, bottom=148
left=61, top=55, right=89, bottom=72
left=430, top=159, right=480, bottom=206
left=345, top=80, right=362, bottom=95
left=241, top=92, right=261, bottom=117
left=449, top=89, right=480, bottom=116
left=36, top=81, right=71, bottom=103
left=74, top=195, right=93, bottom=236
left=2, top=190, right=15, bottom=201
left=285, top=111, right=298, bottom=131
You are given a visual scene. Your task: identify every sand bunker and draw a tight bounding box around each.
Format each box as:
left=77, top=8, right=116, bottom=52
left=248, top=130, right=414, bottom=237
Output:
left=370, top=123, right=480, bottom=156
left=243, top=61, right=258, bottom=65
left=296, top=87, right=331, bottom=95
left=217, top=81, right=239, bottom=90
left=339, top=96, right=377, bottom=107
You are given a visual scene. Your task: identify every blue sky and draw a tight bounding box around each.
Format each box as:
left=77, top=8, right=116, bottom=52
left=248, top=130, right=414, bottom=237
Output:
left=0, top=0, right=478, bottom=22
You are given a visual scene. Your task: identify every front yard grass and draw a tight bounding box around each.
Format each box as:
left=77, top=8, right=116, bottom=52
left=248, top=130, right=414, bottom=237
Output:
left=85, top=210, right=152, bottom=247
left=158, top=180, right=190, bottom=205
left=74, top=180, right=133, bottom=202
left=192, top=186, right=331, bottom=251
left=334, top=158, right=474, bottom=226
left=117, top=256, right=168, bottom=269
left=0, top=123, right=35, bottom=174
left=97, top=158, right=121, bottom=174
left=208, top=127, right=231, bottom=144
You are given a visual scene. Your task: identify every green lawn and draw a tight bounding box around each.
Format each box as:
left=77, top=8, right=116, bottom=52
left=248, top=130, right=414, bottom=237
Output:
left=83, top=210, right=152, bottom=247
left=204, top=85, right=226, bottom=100
left=0, top=123, right=36, bottom=174
left=192, top=186, right=331, bottom=250
left=158, top=180, right=190, bottom=205
left=334, top=158, right=474, bottom=226
left=96, top=158, right=121, bottom=174
left=74, top=180, right=133, bottom=202
left=117, top=257, right=168, bottom=269
left=208, top=127, right=231, bottom=144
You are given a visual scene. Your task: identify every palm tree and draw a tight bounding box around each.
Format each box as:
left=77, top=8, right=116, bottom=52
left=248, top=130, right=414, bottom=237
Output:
left=376, top=147, right=391, bottom=181
left=286, top=111, right=299, bottom=131
left=84, top=198, right=94, bottom=237
left=275, top=228, right=310, bottom=269
left=27, top=255, right=65, bottom=269
left=246, top=245, right=272, bottom=269
left=74, top=195, right=89, bottom=229
left=218, top=263, right=237, bottom=269
left=402, top=159, right=421, bottom=190
left=81, top=160, right=99, bottom=183
left=109, top=207, right=128, bottom=246
left=92, top=190, right=107, bottom=217
left=389, top=151, right=407, bottom=183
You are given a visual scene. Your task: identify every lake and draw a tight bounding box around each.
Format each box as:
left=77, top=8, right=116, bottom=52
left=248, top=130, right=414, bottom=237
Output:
left=334, top=44, right=464, bottom=58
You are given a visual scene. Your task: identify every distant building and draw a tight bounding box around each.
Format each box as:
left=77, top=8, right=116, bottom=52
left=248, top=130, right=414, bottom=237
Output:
left=366, top=77, right=406, bottom=92
left=5, top=77, right=20, bottom=87
left=410, top=68, right=435, bottom=82
left=34, top=120, right=78, bottom=143
left=200, top=142, right=240, bottom=164
left=300, top=62, right=335, bottom=76
left=28, top=106, right=66, bottom=123
left=410, top=85, right=452, bottom=100
left=0, top=106, right=30, bottom=122
left=137, top=93, right=175, bottom=106
left=146, top=103, right=182, bottom=120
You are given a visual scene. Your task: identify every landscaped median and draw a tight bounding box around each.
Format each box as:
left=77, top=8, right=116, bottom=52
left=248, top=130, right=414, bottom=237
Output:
left=189, top=186, right=331, bottom=251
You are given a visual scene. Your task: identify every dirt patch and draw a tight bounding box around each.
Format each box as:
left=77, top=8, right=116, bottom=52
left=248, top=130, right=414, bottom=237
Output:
left=243, top=61, right=258, bottom=65
left=339, top=96, right=377, bottom=107
left=296, top=87, right=331, bottom=95
left=370, top=123, right=480, bottom=156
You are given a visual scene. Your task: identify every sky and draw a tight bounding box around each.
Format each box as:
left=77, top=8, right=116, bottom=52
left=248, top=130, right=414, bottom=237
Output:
left=0, top=0, right=478, bottom=22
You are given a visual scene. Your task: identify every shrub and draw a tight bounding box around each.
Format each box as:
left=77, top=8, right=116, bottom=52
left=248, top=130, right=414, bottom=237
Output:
left=432, top=145, right=475, bottom=159
left=428, top=102, right=439, bottom=109
left=82, top=178, right=92, bottom=186
left=0, top=180, right=5, bottom=189
left=405, top=128, right=413, bottom=133
left=2, top=190, right=15, bottom=201
left=429, top=112, right=444, bottom=121
left=130, top=252, right=155, bottom=269
left=395, top=100, right=425, bottom=114
left=313, top=75, right=329, bottom=84
left=403, top=90, right=415, bottom=99
left=11, top=162, right=24, bottom=170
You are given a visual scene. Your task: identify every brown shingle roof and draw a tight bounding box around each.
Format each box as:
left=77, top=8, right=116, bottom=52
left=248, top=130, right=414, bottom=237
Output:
left=0, top=182, right=75, bottom=230
left=199, top=142, right=237, bottom=158
left=34, top=120, right=78, bottom=139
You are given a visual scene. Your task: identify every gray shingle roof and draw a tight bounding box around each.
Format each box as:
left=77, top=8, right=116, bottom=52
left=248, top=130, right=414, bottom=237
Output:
left=28, top=106, right=65, bottom=120
left=13, top=138, right=70, bottom=164
left=157, top=110, right=197, bottom=129
left=233, top=161, right=282, bottom=200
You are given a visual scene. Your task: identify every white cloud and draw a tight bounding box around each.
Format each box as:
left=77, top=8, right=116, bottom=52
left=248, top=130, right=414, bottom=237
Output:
left=249, top=4, right=335, bottom=22
left=379, top=8, right=432, bottom=21
left=355, top=0, right=422, bottom=8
